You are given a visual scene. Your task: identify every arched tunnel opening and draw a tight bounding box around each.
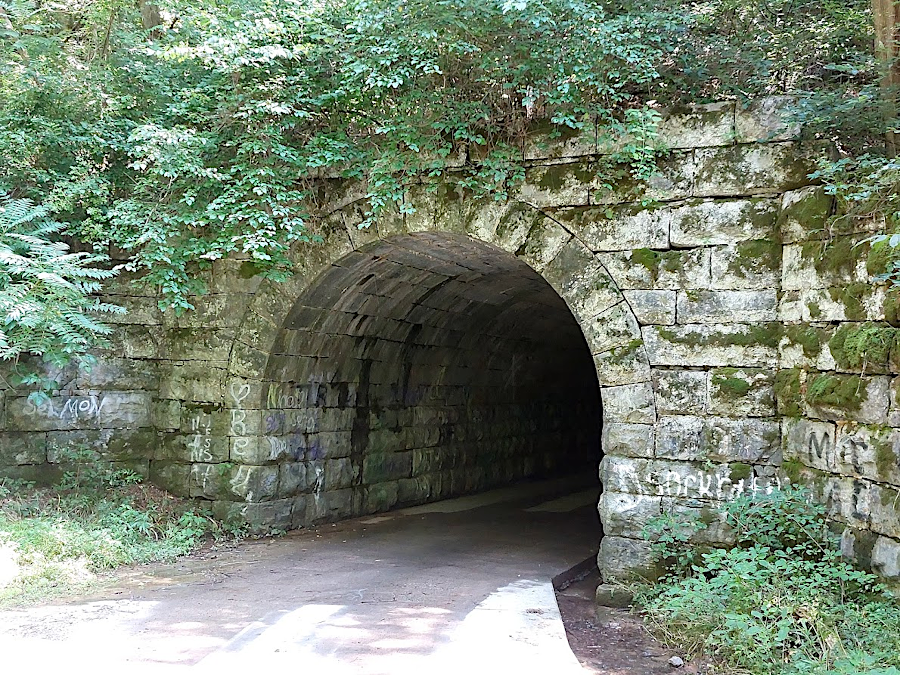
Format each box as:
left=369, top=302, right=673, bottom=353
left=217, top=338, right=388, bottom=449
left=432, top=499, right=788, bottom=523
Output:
left=262, top=232, right=603, bottom=534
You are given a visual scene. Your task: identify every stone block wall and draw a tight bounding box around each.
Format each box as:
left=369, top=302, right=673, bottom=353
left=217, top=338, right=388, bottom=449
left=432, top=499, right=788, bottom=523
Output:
left=3, top=98, right=900, bottom=582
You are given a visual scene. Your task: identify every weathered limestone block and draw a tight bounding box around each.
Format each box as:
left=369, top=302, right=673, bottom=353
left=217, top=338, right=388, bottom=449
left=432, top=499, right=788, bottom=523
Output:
left=660, top=499, right=735, bottom=545
left=708, top=368, right=776, bottom=417
left=821, top=477, right=900, bottom=540
left=693, top=143, right=819, bottom=197
left=778, top=292, right=804, bottom=323
left=542, top=240, right=622, bottom=320
left=74, top=358, right=159, bottom=391
left=871, top=536, right=900, bottom=579
left=782, top=237, right=870, bottom=291
left=192, top=463, right=278, bottom=502
left=601, top=383, right=656, bottom=424
left=44, top=428, right=155, bottom=462
left=592, top=152, right=696, bottom=205
left=656, top=102, right=736, bottom=149
left=778, top=325, right=835, bottom=371
left=804, top=374, right=890, bottom=425
left=799, top=286, right=885, bottom=322
left=229, top=436, right=285, bottom=464
left=677, top=290, right=778, bottom=324
left=363, top=452, right=413, bottom=484
left=212, top=498, right=293, bottom=533
left=159, top=361, right=230, bottom=403
left=710, top=240, right=782, bottom=290
left=669, top=198, right=779, bottom=247
left=99, top=294, right=164, bottom=326
left=601, top=423, right=655, bottom=458
left=598, top=536, right=658, bottom=582
left=656, top=416, right=780, bottom=463
left=583, top=302, right=641, bottom=354
left=524, top=120, right=597, bottom=160
left=598, top=491, right=662, bottom=539
left=149, top=461, right=191, bottom=496
left=517, top=162, right=591, bottom=207
left=735, top=97, right=800, bottom=143
left=600, top=248, right=711, bottom=291
left=593, top=342, right=652, bottom=387
left=777, top=186, right=833, bottom=243
left=831, top=424, right=900, bottom=486
left=99, top=392, right=152, bottom=429
left=554, top=204, right=669, bottom=251
left=278, top=462, right=307, bottom=497
left=642, top=324, right=780, bottom=368
left=652, top=370, right=708, bottom=416
left=515, top=215, right=572, bottom=273
left=7, top=394, right=106, bottom=432
left=365, top=481, right=400, bottom=513
left=163, top=293, right=248, bottom=330
left=0, top=432, right=47, bottom=465
left=601, top=455, right=772, bottom=502
left=623, top=290, right=676, bottom=325
left=782, top=417, right=837, bottom=466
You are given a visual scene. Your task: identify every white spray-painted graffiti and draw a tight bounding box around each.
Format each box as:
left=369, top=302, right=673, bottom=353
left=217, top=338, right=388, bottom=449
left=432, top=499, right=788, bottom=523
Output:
left=620, top=466, right=783, bottom=505
left=230, top=382, right=251, bottom=460
left=230, top=464, right=255, bottom=503
left=189, top=413, right=213, bottom=462
left=22, top=395, right=106, bottom=421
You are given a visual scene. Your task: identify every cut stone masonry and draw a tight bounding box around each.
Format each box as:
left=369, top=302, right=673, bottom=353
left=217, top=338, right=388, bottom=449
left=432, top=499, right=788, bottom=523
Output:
left=3, top=98, right=900, bottom=582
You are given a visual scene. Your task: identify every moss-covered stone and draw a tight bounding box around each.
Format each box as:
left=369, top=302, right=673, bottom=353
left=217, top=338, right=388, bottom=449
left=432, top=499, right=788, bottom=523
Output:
left=867, top=239, right=897, bottom=278
left=774, top=368, right=802, bottom=417
left=726, top=239, right=783, bottom=278
left=657, top=323, right=783, bottom=349
left=729, top=462, right=754, bottom=481
left=806, top=373, right=866, bottom=413
left=802, top=236, right=866, bottom=277
left=783, top=325, right=825, bottom=359
left=826, top=282, right=871, bottom=321
left=829, top=323, right=900, bottom=373
left=711, top=370, right=752, bottom=398
left=885, top=291, right=900, bottom=327
left=780, top=458, right=805, bottom=484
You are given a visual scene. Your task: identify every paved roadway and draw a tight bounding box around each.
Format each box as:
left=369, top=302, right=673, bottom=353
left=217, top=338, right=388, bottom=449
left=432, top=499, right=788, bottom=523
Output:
left=0, top=477, right=601, bottom=674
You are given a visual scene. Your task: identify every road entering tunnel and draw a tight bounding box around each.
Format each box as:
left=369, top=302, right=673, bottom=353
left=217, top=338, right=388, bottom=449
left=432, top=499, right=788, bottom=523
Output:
left=263, top=232, right=603, bottom=523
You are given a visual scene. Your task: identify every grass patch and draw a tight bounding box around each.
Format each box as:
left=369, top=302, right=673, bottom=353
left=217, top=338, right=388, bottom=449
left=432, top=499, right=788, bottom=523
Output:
left=635, top=486, right=900, bottom=675
left=0, top=447, right=246, bottom=607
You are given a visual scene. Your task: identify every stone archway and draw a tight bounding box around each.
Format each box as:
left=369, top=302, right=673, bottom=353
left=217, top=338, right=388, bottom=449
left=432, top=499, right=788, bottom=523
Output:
left=218, top=197, right=652, bottom=578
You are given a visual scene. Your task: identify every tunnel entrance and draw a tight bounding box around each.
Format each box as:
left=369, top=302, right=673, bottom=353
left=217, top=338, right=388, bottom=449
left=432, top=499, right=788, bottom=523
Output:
left=262, top=232, right=602, bottom=522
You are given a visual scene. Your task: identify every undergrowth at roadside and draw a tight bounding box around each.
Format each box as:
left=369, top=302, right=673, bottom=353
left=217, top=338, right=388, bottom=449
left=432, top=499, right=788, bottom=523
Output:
left=0, top=446, right=247, bottom=607
left=633, top=486, right=900, bottom=675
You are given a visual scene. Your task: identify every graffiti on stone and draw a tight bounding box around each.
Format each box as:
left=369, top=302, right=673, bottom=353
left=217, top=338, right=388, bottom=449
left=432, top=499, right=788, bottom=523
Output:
left=22, top=395, right=106, bottom=422
left=189, top=413, right=213, bottom=462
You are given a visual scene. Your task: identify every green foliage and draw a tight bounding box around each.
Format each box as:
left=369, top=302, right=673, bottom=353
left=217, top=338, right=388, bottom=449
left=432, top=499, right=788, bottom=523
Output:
left=0, top=195, right=123, bottom=385
left=0, top=445, right=243, bottom=606
left=0, top=0, right=881, bottom=315
left=638, top=487, right=900, bottom=675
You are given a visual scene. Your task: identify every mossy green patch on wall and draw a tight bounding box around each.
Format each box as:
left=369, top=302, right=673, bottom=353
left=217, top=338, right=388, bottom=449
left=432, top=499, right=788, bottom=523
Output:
left=783, top=325, right=827, bottom=359
left=726, top=239, right=782, bottom=278
left=657, top=323, right=783, bottom=349
left=801, top=236, right=867, bottom=277
left=829, top=323, right=900, bottom=373
left=806, top=373, right=866, bottom=413
left=711, top=370, right=752, bottom=398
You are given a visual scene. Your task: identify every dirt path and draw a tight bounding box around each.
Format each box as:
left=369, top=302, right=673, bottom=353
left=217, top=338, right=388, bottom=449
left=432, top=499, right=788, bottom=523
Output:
left=0, top=479, right=691, bottom=674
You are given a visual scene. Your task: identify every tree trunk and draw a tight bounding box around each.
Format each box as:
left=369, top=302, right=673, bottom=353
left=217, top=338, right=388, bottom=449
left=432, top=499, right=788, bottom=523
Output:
left=139, top=1, right=162, bottom=34
left=874, top=0, right=900, bottom=155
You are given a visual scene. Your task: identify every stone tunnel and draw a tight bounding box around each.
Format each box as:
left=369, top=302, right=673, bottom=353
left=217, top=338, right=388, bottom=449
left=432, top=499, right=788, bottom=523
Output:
left=4, top=101, right=900, bottom=581
left=261, top=233, right=602, bottom=515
